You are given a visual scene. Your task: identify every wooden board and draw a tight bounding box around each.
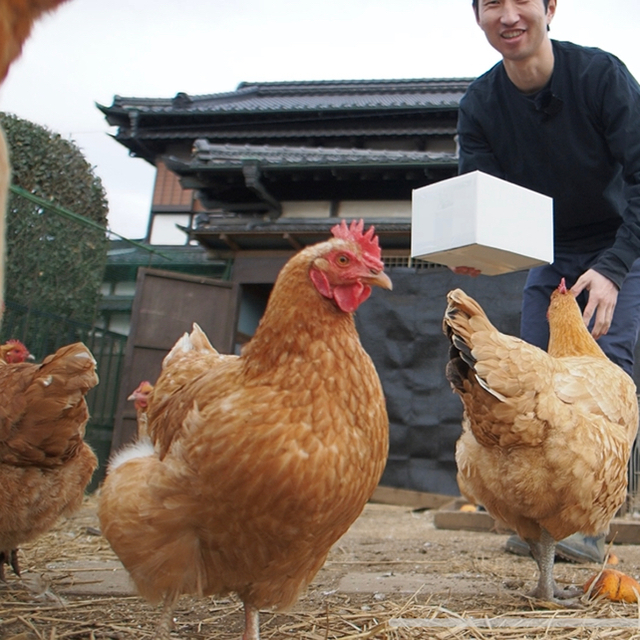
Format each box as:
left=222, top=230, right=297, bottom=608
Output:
left=433, top=508, right=640, bottom=545
left=370, top=486, right=454, bottom=510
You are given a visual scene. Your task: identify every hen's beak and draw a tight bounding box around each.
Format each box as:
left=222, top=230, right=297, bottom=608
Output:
left=365, top=270, right=393, bottom=291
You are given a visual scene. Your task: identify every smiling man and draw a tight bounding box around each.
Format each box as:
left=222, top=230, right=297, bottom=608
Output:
left=456, top=0, right=640, bottom=565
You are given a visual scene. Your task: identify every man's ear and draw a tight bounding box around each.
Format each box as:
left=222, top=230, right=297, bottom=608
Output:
left=546, top=0, right=557, bottom=26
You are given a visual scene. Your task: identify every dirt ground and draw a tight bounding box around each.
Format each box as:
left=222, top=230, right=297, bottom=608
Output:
left=2, top=495, right=640, bottom=639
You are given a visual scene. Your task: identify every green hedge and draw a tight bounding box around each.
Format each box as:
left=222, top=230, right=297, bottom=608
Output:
left=1, top=112, right=109, bottom=324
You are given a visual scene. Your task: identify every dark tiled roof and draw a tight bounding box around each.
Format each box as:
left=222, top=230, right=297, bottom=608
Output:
left=109, top=124, right=457, bottom=143
left=190, top=217, right=411, bottom=253
left=166, top=140, right=456, bottom=171
left=98, top=78, right=466, bottom=167
left=195, top=217, right=410, bottom=233
left=99, top=78, right=472, bottom=120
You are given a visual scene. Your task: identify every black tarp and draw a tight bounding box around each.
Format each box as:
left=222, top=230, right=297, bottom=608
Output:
left=356, top=267, right=536, bottom=495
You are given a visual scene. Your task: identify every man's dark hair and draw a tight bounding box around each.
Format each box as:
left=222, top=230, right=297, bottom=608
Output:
left=471, top=0, right=550, bottom=19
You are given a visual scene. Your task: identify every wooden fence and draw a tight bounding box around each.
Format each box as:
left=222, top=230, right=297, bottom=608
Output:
left=1, top=300, right=128, bottom=489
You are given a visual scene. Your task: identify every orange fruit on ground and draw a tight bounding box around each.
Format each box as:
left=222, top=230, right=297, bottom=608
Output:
left=584, top=569, right=640, bottom=603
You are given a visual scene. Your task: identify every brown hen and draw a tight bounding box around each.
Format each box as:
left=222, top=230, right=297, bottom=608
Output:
left=0, top=341, right=98, bottom=579
left=444, top=280, right=638, bottom=603
left=99, top=220, right=391, bottom=639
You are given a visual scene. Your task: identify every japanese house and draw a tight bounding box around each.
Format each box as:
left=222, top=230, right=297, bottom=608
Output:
left=99, top=79, right=537, bottom=494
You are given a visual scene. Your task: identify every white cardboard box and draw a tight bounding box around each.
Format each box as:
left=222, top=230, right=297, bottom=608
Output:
left=411, top=171, right=553, bottom=275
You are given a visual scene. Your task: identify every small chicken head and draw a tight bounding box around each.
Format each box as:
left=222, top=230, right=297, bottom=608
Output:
left=0, top=339, right=32, bottom=363
left=128, top=381, right=154, bottom=412
left=309, top=219, right=393, bottom=313
left=546, top=277, right=606, bottom=359
left=547, top=277, right=577, bottom=318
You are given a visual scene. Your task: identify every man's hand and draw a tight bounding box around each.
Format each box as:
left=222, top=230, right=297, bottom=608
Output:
left=570, top=269, right=619, bottom=339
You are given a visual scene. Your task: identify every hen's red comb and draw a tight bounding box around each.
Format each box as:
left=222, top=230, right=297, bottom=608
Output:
left=5, top=339, right=26, bottom=348
left=330, top=219, right=381, bottom=260
left=558, top=278, right=567, bottom=294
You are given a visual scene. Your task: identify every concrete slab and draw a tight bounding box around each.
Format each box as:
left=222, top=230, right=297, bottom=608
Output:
left=338, top=571, right=500, bottom=597
left=44, top=560, right=135, bottom=596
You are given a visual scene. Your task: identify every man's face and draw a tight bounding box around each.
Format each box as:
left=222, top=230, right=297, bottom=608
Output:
left=476, top=0, right=555, bottom=62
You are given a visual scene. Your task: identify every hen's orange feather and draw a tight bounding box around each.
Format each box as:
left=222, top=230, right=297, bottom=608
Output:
left=0, top=0, right=70, bottom=83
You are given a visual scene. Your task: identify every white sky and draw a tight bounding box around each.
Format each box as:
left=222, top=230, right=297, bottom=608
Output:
left=0, top=0, right=638, bottom=239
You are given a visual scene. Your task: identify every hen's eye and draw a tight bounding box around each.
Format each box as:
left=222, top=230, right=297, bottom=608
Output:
left=337, top=255, right=350, bottom=266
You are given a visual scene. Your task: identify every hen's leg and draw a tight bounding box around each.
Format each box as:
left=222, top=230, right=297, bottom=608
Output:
left=156, top=592, right=179, bottom=640
left=243, top=603, right=260, bottom=640
left=9, top=549, right=20, bottom=577
left=0, top=548, right=19, bottom=581
left=528, top=530, right=557, bottom=601
left=526, top=530, right=581, bottom=602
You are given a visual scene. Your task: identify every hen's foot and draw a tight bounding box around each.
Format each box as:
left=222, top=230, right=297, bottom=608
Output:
left=553, top=585, right=583, bottom=600
left=526, top=582, right=584, bottom=605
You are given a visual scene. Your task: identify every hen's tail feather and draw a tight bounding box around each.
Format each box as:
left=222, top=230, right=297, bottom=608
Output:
left=445, top=357, right=467, bottom=392
left=450, top=333, right=476, bottom=370
left=189, top=323, right=217, bottom=353
left=162, top=322, right=219, bottom=368
left=444, top=290, right=495, bottom=335
left=443, top=289, right=496, bottom=388
left=36, top=342, right=98, bottom=390
left=1, top=342, right=98, bottom=467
